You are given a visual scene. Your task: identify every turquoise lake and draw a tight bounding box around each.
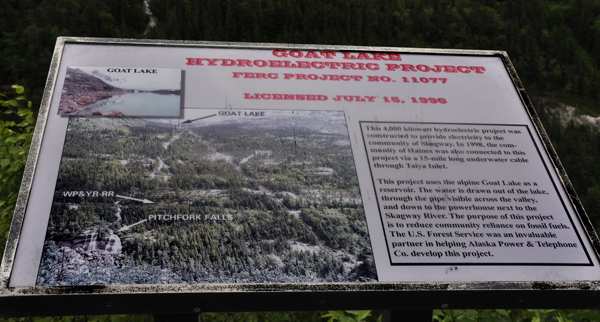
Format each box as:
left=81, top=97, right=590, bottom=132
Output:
left=82, top=92, right=181, bottom=117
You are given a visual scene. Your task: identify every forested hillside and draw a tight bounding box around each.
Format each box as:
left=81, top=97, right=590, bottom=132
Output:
left=36, top=113, right=376, bottom=285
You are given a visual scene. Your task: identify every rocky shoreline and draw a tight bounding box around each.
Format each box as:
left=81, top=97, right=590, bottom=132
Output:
left=59, top=90, right=132, bottom=114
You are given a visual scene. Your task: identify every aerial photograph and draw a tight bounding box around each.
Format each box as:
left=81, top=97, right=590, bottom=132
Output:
left=36, top=109, right=377, bottom=285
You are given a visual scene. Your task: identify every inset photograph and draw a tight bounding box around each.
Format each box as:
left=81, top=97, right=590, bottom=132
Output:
left=57, top=66, right=182, bottom=117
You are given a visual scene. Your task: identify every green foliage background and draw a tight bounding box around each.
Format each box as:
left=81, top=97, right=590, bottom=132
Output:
left=0, top=86, right=33, bottom=259
left=1, top=0, right=600, bottom=321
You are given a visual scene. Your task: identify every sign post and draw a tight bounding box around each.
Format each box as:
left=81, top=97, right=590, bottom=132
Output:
left=1, top=37, right=599, bottom=318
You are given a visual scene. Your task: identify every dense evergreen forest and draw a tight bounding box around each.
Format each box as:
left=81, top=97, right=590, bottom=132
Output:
left=37, top=112, right=376, bottom=285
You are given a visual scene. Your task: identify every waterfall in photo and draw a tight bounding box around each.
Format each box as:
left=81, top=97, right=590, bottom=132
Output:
left=105, top=230, right=122, bottom=254
left=83, top=230, right=98, bottom=251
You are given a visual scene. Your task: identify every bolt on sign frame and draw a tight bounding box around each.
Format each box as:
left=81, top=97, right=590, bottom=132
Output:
left=1, top=37, right=600, bottom=318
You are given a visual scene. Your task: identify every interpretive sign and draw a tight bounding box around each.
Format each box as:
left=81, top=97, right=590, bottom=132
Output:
left=1, top=37, right=600, bottom=316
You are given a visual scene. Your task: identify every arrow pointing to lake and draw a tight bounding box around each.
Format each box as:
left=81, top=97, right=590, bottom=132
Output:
left=182, top=114, right=217, bottom=124
left=116, top=195, right=154, bottom=203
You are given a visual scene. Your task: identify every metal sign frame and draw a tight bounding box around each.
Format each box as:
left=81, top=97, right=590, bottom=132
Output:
left=1, top=37, right=600, bottom=318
